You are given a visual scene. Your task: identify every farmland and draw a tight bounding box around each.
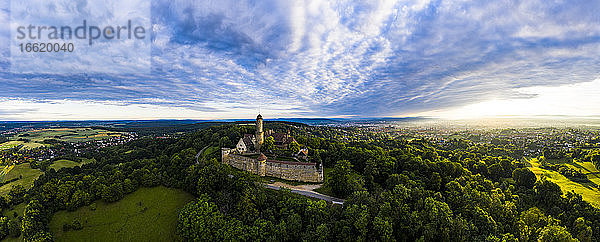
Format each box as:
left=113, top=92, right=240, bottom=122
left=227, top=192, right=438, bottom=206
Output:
left=0, top=159, right=88, bottom=196
left=0, top=128, right=125, bottom=151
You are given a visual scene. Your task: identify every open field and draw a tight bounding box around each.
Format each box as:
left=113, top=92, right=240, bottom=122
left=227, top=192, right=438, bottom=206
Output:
left=0, top=128, right=125, bottom=151
left=0, top=163, right=43, bottom=196
left=2, top=202, right=26, bottom=219
left=0, top=140, right=44, bottom=150
left=50, top=186, right=194, bottom=242
left=50, top=159, right=91, bottom=170
left=15, top=128, right=123, bottom=143
left=0, top=159, right=89, bottom=196
left=1, top=202, right=26, bottom=242
left=527, top=158, right=600, bottom=208
left=0, top=165, right=15, bottom=178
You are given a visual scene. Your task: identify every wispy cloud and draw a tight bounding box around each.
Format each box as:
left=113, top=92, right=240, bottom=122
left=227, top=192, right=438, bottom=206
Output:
left=1, top=0, right=600, bottom=120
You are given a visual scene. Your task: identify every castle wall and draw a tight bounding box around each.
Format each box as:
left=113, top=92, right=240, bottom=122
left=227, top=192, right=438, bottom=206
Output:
left=264, top=160, right=323, bottom=183
left=221, top=149, right=259, bottom=174
left=221, top=148, right=323, bottom=183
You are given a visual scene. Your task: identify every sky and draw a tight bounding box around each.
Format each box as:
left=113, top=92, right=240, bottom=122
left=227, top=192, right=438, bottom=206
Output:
left=1, top=0, right=600, bottom=120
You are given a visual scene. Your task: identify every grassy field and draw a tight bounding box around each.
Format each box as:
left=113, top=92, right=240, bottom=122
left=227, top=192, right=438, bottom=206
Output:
left=0, top=128, right=125, bottom=151
left=0, top=202, right=26, bottom=242
left=527, top=158, right=600, bottom=208
left=50, top=186, right=194, bottom=242
left=14, top=128, right=123, bottom=143
left=50, top=159, right=89, bottom=170
left=0, top=159, right=89, bottom=196
left=2, top=202, right=26, bottom=219
left=566, top=161, right=600, bottom=185
left=0, top=165, right=15, bottom=178
left=0, top=140, right=44, bottom=150
left=0, top=163, right=43, bottom=196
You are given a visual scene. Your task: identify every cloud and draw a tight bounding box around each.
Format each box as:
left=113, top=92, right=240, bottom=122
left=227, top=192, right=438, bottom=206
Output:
left=418, top=78, right=600, bottom=119
left=1, top=0, right=600, bottom=119
left=8, top=0, right=151, bottom=74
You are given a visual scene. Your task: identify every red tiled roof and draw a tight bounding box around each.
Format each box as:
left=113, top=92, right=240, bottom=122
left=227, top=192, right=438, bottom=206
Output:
left=258, top=153, right=267, bottom=161
left=268, top=133, right=295, bottom=144
left=266, top=159, right=315, bottom=166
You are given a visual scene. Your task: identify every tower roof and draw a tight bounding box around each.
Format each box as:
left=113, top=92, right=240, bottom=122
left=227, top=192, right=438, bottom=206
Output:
left=257, top=153, right=267, bottom=161
left=257, top=114, right=262, bottom=119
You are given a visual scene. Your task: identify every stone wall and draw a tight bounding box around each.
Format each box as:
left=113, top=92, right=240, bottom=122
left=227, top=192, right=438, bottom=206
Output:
left=221, top=148, right=259, bottom=174
left=221, top=148, right=323, bottom=183
left=264, top=160, right=323, bottom=183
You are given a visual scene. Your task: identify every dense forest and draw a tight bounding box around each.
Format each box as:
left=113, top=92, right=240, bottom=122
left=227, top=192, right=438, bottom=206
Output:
left=0, top=123, right=598, bottom=241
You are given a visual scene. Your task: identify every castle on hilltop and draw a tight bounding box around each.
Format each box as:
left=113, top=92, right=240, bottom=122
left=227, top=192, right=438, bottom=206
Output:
left=221, top=114, right=323, bottom=183
left=234, top=114, right=297, bottom=154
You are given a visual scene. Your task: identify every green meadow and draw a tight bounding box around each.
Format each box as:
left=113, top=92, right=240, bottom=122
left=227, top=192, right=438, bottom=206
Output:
left=0, top=141, right=44, bottom=150
left=50, top=186, right=194, bottom=242
left=49, top=159, right=91, bottom=170
left=0, top=160, right=87, bottom=196
left=2, top=202, right=26, bottom=221
left=527, top=157, right=600, bottom=208
left=0, top=163, right=43, bottom=196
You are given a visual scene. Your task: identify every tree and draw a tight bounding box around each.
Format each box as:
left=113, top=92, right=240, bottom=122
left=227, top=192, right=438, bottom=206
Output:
left=513, top=168, right=537, bottom=189
left=588, top=150, right=600, bottom=170
left=572, top=217, right=592, bottom=242
left=289, top=141, right=300, bottom=154
left=538, top=225, right=576, bottom=242
left=314, top=223, right=329, bottom=242
left=0, top=217, right=8, bottom=239
left=420, top=197, right=453, bottom=241
left=28, top=231, right=53, bottom=242
left=8, top=185, right=26, bottom=205
left=326, top=160, right=364, bottom=197
left=429, top=172, right=442, bottom=191
left=7, top=218, right=20, bottom=238
left=517, top=207, right=559, bottom=241
left=263, top=136, right=274, bottom=152
left=177, top=195, right=244, bottom=240
left=67, top=190, right=92, bottom=211
left=101, top=183, right=124, bottom=203
left=373, top=215, right=393, bottom=241
left=534, top=179, right=562, bottom=209
left=123, top=178, right=136, bottom=194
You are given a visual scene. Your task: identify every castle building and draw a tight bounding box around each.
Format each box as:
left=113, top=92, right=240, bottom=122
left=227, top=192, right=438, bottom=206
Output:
left=235, top=114, right=297, bottom=153
left=223, top=114, right=324, bottom=183
left=221, top=148, right=323, bottom=183
left=255, top=114, right=264, bottom=151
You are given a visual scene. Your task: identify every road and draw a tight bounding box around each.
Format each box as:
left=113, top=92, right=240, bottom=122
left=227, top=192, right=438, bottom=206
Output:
left=210, top=146, right=343, bottom=204
left=195, top=146, right=209, bottom=164
left=264, top=184, right=345, bottom=204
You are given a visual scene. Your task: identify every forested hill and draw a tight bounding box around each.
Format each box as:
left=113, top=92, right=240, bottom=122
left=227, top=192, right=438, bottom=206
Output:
left=2, top=123, right=599, bottom=241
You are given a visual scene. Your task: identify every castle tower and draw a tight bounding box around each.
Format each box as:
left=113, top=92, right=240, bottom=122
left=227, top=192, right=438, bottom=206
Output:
left=255, top=114, right=264, bottom=151
left=257, top=153, right=267, bottom=176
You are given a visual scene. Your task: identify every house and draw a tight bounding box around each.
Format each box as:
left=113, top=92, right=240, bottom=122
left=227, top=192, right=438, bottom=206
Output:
left=267, top=130, right=296, bottom=149
left=236, top=134, right=256, bottom=154
left=296, top=148, right=309, bottom=160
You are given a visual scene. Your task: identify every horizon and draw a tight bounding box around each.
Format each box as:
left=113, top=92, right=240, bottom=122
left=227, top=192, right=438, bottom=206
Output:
left=3, top=114, right=600, bottom=123
left=2, top=1, right=600, bottom=120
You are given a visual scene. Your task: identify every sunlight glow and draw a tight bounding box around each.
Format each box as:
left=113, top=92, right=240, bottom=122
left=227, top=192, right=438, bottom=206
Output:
left=418, top=78, right=600, bottom=119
